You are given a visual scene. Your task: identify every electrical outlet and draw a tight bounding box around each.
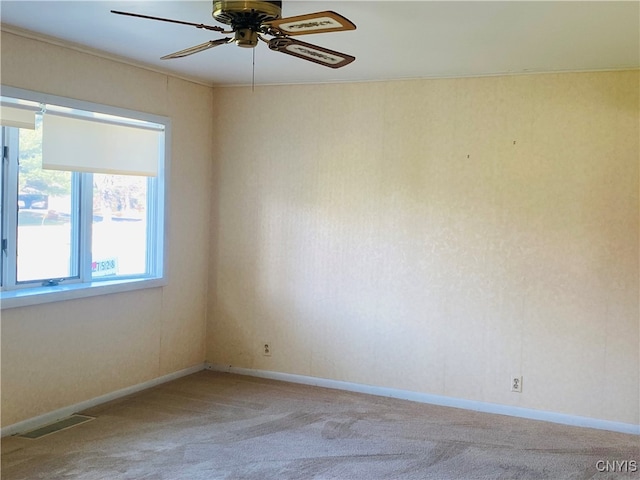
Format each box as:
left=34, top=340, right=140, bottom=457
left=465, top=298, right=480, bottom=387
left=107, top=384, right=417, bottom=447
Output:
left=262, top=342, right=272, bottom=356
left=511, top=375, right=523, bottom=393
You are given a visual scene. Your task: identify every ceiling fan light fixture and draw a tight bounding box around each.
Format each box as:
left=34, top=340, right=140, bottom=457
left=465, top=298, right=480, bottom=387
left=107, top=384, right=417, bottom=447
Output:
left=234, top=28, right=259, bottom=48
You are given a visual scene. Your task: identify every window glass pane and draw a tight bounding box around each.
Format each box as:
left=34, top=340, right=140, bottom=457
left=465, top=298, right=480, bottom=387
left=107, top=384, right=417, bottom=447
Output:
left=92, top=174, right=148, bottom=278
left=16, top=127, right=76, bottom=282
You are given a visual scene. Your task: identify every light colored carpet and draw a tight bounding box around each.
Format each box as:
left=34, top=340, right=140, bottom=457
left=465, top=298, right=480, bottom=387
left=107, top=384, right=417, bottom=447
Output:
left=1, top=371, right=638, bottom=479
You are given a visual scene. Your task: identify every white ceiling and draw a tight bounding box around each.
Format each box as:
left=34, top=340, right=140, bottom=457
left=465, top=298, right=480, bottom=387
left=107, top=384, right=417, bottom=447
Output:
left=1, top=1, right=638, bottom=86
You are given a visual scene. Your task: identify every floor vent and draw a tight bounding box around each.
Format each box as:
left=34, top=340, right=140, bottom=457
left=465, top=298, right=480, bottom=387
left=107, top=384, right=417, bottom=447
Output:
left=17, top=414, right=95, bottom=439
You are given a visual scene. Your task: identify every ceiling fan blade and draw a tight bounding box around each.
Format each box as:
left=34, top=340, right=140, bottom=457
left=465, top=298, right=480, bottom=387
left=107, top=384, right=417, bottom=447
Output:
left=161, top=38, right=232, bottom=60
left=111, top=10, right=225, bottom=33
left=265, top=10, right=356, bottom=36
left=268, top=38, right=355, bottom=69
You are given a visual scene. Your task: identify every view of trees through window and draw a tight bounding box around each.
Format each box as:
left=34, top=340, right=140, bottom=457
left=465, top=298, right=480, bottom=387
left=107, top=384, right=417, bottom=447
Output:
left=16, top=126, right=149, bottom=282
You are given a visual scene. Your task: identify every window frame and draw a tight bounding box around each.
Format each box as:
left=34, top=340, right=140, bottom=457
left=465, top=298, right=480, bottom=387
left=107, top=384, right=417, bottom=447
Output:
left=0, top=86, right=170, bottom=309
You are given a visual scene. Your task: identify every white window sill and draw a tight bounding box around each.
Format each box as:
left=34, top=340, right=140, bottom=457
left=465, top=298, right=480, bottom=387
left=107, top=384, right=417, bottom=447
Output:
left=0, top=277, right=166, bottom=309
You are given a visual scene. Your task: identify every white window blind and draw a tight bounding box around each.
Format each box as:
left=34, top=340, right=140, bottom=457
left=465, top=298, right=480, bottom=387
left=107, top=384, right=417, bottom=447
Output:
left=0, top=105, right=36, bottom=129
left=42, top=113, right=162, bottom=176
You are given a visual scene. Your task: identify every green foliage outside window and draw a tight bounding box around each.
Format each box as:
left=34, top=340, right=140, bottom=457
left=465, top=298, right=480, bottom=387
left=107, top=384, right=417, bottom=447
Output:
left=18, top=128, right=70, bottom=197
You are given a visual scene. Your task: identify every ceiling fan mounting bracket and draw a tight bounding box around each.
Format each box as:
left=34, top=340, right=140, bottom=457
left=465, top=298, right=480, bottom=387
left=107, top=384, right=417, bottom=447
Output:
left=212, top=1, right=282, bottom=30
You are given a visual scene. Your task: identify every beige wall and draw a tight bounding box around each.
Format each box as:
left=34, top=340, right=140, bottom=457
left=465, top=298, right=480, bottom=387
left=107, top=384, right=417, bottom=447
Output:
left=1, top=29, right=637, bottom=430
left=208, top=71, right=639, bottom=425
left=0, top=32, right=213, bottom=426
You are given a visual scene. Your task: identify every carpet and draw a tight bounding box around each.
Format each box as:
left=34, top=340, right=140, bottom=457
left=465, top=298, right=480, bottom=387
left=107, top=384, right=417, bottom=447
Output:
left=2, top=371, right=638, bottom=479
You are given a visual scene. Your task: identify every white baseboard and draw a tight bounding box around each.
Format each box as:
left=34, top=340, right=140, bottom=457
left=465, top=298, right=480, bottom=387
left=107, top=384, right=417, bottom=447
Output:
left=1, top=363, right=206, bottom=438
left=7, top=362, right=636, bottom=438
left=206, top=363, right=639, bottom=436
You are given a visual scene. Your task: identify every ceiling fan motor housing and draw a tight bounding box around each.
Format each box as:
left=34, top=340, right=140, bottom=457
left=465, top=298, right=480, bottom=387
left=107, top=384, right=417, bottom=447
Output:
left=212, top=1, right=282, bottom=27
left=212, top=0, right=282, bottom=47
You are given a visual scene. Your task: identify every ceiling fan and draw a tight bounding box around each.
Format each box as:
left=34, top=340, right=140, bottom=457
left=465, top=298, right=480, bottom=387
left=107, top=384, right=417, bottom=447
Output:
left=111, top=1, right=356, bottom=68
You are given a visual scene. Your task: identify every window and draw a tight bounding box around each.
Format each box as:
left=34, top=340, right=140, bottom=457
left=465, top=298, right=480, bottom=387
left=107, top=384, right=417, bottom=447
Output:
left=0, top=87, right=169, bottom=308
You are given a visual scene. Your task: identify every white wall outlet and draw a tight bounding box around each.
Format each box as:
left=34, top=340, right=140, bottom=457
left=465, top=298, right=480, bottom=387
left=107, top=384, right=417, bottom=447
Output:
left=263, top=342, right=272, bottom=356
left=511, top=375, right=523, bottom=393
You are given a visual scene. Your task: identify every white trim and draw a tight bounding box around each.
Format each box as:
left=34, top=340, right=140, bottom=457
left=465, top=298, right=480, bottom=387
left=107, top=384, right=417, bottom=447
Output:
left=0, top=86, right=170, bottom=127
left=206, top=363, right=640, bottom=436
left=5, top=362, right=636, bottom=438
left=1, top=363, right=206, bottom=438
left=0, top=277, right=167, bottom=309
